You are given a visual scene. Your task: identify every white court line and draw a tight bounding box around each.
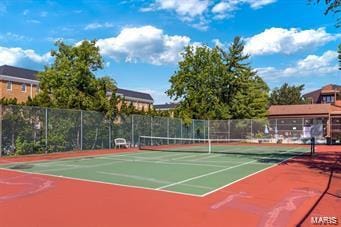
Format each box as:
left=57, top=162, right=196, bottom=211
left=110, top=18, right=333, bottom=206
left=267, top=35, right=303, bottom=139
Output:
left=97, top=171, right=170, bottom=184
left=169, top=153, right=206, bottom=161
left=0, top=150, right=171, bottom=168
left=98, top=156, right=227, bottom=168
left=0, top=147, right=309, bottom=198
left=156, top=147, right=307, bottom=191
left=97, top=171, right=215, bottom=190
left=156, top=159, right=258, bottom=190
left=38, top=159, right=127, bottom=173
left=0, top=167, right=201, bottom=197
left=200, top=150, right=306, bottom=197
left=0, top=151, right=146, bottom=166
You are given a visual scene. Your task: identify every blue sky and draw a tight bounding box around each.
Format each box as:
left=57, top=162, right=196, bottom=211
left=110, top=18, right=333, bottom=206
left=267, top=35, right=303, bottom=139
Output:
left=0, top=0, right=340, bottom=103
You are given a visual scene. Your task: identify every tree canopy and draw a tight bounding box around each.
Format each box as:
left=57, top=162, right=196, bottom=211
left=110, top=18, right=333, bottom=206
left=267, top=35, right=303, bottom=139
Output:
left=167, top=37, right=269, bottom=121
left=310, top=0, right=341, bottom=26
left=269, top=83, right=307, bottom=105
left=32, top=40, right=118, bottom=116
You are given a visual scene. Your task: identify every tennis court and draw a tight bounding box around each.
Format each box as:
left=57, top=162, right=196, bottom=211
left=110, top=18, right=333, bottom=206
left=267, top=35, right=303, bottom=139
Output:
left=0, top=139, right=311, bottom=196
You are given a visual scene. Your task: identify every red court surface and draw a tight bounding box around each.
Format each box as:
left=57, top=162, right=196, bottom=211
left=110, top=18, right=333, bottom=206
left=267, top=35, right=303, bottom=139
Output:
left=0, top=146, right=340, bottom=227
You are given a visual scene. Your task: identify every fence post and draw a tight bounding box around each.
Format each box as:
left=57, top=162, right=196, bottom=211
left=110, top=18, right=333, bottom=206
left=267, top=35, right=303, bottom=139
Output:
left=131, top=115, right=134, bottom=147
left=0, top=104, right=2, bottom=157
left=204, top=120, right=206, bottom=140
left=167, top=117, right=169, bottom=144
left=192, top=120, right=195, bottom=139
left=150, top=116, right=153, bottom=137
left=275, top=118, right=278, bottom=140
left=250, top=119, right=253, bottom=140
left=180, top=119, right=183, bottom=138
left=109, top=118, right=112, bottom=149
left=207, top=120, right=210, bottom=141
left=80, top=110, right=83, bottom=150
left=228, top=119, right=231, bottom=140
left=45, top=108, right=48, bottom=154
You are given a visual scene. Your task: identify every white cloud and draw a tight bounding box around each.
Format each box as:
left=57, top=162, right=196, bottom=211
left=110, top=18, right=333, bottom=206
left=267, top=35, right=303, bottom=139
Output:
left=142, top=0, right=276, bottom=29
left=0, top=32, right=31, bottom=41
left=96, top=25, right=191, bottom=65
left=149, top=0, right=209, bottom=20
left=46, top=37, right=76, bottom=43
left=211, top=0, right=276, bottom=19
left=244, top=27, right=339, bottom=56
left=0, top=46, right=51, bottom=66
left=247, top=0, right=277, bottom=9
left=84, top=22, right=114, bottom=30
left=256, top=50, right=339, bottom=79
left=212, top=38, right=225, bottom=48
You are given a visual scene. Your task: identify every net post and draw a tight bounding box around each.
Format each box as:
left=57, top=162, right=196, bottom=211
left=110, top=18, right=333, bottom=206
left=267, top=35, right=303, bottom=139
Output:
left=250, top=119, right=253, bottom=140
left=45, top=108, right=48, bottom=154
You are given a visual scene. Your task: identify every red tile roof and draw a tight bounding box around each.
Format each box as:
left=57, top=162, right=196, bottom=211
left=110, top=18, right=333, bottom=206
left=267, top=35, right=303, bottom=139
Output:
left=268, top=104, right=341, bottom=116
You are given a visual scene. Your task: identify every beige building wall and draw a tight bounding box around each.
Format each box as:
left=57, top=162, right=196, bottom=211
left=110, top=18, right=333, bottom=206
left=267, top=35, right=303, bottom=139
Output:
left=0, top=80, right=39, bottom=103
left=117, top=100, right=151, bottom=112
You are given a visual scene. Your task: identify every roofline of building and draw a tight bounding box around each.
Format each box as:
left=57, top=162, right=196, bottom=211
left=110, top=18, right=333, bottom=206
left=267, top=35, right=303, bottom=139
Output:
left=116, top=93, right=153, bottom=104
left=0, top=74, right=39, bottom=85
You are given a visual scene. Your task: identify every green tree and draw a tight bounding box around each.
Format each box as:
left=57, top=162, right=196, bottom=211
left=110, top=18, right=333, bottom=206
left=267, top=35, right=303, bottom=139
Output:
left=270, top=83, right=307, bottom=105
left=33, top=40, right=118, bottom=116
left=167, top=45, right=230, bottom=121
left=220, top=37, right=269, bottom=119
left=167, top=37, right=269, bottom=121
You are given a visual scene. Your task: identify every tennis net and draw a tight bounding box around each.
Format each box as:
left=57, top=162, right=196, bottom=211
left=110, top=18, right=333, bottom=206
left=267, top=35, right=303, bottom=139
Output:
left=139, top=136, right=314, bottom=156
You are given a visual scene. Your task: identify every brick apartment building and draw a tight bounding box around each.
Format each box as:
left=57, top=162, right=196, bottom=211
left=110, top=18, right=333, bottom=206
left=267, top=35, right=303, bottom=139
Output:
left=268, top=84, right=341, bottom=144
left=0, top=65, right=153, bottom=111
left=0, top=65, right=39, bottom=103
left=115, top=88, right=153, bottom=111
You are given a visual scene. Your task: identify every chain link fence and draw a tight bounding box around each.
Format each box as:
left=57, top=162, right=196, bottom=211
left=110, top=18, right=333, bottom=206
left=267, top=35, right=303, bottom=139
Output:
left=0, top=105, right=332, bottom=156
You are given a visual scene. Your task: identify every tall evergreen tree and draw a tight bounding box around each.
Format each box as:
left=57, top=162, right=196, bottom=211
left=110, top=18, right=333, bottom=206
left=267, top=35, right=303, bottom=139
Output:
left=220, top=37, right=269, bottom=119
left=167, top=37, right=269, bottom=121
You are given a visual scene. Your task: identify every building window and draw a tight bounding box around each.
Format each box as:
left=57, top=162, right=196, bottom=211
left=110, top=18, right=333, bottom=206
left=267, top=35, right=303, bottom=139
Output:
left=322, top=95, right=334, bottom=103
left=21, top=84, right=26, bottom=92
left=6, top=81, right=12, bottom=91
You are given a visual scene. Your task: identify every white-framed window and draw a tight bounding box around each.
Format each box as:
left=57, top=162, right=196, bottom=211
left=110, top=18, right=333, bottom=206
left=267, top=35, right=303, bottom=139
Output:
left=6, top=81, right=12, bottom=91
left=21, top=83, right=26, bottom=92
left=322, top=95, right=334, bottom=103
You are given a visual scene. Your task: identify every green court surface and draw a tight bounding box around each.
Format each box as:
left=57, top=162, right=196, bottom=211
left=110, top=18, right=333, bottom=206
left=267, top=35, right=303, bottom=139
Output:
left=0, top=145, right=310, bottom=196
